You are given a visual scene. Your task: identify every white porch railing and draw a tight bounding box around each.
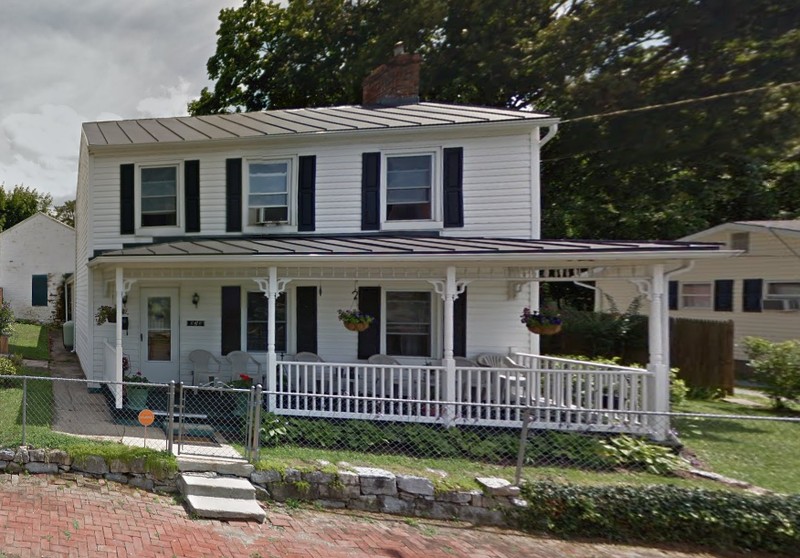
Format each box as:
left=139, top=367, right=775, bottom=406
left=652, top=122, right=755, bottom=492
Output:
left=103, top=341, right=123, bottom=408
left=273, top=355, right=655, bottom=434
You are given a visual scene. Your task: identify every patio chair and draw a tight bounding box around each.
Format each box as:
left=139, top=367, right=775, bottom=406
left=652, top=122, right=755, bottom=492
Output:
left=475, top=353, right=525, bottom=369
left=226, top=351, right=262, bottom=385
left=188, top=349, right=222, bottom=386
left=475, top=353, right=528, bottom=407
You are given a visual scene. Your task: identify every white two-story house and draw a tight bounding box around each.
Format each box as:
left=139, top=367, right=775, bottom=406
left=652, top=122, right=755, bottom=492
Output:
left=74, top=49, right=732, bottom=434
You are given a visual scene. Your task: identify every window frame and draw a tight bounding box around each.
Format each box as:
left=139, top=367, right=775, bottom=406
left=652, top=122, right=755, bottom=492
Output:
left=244, top=157, right=296, bottom=231
left=135, top=162, right=182, bottom=235
left=244, top=290, right=289, bottom=354
left=382, top=288, right=439, bottom=359
left=765, top=281, right=800, bottom=299
left=380, top=149, right=442, bottom=230
left=679, top=282, right=713, bottom=310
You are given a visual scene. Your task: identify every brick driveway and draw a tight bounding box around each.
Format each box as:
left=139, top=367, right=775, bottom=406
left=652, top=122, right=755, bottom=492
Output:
left=0, top=474, right=761, bottom=558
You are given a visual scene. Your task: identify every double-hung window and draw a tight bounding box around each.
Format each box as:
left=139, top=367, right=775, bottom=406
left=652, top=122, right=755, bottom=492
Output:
left=385, top=153, right=434, bottom=221
left=385, top=291, right=432, bottom=357
left=246, top=292, right=287, bottom=352
left=248, top=160, right=291, bottom=224
left=680, top=283, right=712, bottom=309
left=140, top=166, right=178, bottom=227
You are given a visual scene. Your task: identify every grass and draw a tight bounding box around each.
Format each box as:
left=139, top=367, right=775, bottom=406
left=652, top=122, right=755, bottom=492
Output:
left=674, top=398, right=800, bottom=494
left=255, top=444, right=730, bottom=492
left=0, top=367, right=176, bottom=476
left=8, top=322, right=49, bottom=360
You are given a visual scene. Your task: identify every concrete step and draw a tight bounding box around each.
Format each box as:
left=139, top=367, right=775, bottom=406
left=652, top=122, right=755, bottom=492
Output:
left=178, top=474, right=256, bottom=500
left=185, top=495, right=266, bottom=522
left=177, top=457, right=254, bottom=477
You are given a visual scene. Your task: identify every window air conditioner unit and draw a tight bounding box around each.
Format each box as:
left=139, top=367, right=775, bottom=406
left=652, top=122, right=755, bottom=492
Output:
left=254, top=207, right=288, bottom=226
left=762, top=298, right=800, bottom=311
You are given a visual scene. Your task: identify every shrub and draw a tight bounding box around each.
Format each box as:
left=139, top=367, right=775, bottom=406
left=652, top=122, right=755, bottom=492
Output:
left=0, top=302, right=14, bottom=336
left=599, top=435, right=682, bottom=475
left=670, top=368, right=688, bottom=405
left=513, top=481, right=800, bottom=554
left=0, top=356, right=19, bottom=377
left=742, top=337, right=800, bottom=408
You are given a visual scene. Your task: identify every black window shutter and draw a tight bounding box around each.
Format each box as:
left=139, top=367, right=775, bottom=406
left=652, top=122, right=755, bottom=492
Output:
left=221, top=286, right=241, bottom=355
left=120, top=164, right=135, bottom=234
left=453, top=288, right=467, bottom=357
left=295, top=287, right=318, bottom=353
left=668, top=281, right=678, bottom=310
left=184, top=160, right=200, bottom=233
left=743, top=279, right=763, bottom=313
left=361, top=153, right=380, bottom=231
left=297, top=155, right=316, bottom=232
left=714, top=279, right=734, bottom=312
left=226, top=158, right=242, bottom=232
left=31, top=274, right=48, bottom=307
left=443, top=147, right=464, bottom=228
left=357, top=286, right=381, bottom=359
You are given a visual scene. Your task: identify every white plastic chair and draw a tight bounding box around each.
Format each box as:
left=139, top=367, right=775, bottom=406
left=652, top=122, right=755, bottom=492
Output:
left=188, top=349, right=222, bottom=386
left=226, top=351, right=262, bottom=385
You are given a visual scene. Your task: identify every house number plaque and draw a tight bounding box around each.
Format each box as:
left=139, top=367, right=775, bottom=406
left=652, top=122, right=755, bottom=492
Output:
left=186, top=320, right=205, bottom=327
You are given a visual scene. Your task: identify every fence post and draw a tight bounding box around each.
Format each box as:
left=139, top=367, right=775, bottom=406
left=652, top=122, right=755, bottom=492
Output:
left=21, top=377, right=28, bottom=446
left=252, top=384, right=263, bottom=463
left=514, top=408, right=532, bottom=485
left=167, top=381, right=175, bottom=454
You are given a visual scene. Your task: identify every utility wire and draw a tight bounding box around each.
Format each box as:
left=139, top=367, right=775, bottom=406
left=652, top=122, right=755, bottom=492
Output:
left=560, top=80, right=800, bottom=124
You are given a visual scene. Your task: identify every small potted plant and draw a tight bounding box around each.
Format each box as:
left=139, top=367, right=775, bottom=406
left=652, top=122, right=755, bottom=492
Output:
left=123, top=369, right=150, bottom=410
left=520, top=307, right=563, bottom=335
left=95, top=305, right=117, bottom=325
left=337, top=309, right=374, bottom=332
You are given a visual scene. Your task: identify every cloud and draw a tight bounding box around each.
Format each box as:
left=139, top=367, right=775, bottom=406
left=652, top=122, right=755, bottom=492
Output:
left=137, top=79, right=193, bottom=118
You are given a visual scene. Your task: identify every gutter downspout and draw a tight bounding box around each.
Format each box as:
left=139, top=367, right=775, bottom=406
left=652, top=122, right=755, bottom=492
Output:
left=529, top=124, right=559, bottom=356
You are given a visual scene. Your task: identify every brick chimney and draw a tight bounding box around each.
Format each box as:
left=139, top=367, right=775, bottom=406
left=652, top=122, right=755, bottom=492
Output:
left=362, top=42, right=421, bottom=106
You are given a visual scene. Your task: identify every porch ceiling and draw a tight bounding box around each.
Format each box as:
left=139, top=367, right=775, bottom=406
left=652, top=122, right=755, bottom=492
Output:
left=90, top=235, right=734, bottom=271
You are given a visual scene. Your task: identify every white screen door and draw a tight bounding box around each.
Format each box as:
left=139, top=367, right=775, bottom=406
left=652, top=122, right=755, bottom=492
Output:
left=140, top=288, right=179, bottom=383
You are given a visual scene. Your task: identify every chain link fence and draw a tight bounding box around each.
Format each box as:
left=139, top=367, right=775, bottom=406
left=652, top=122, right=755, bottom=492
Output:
left=1, top=374, right=798, bottom=494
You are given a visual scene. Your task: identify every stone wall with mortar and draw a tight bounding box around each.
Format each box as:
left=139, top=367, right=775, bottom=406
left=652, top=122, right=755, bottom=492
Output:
left=1, top=447, right=525, bottom=526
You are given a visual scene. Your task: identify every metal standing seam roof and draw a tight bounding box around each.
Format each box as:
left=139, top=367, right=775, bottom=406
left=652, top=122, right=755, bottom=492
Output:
left=82, top=102, right=556, bottom=147
left=92, top=235, right=727, bottom=262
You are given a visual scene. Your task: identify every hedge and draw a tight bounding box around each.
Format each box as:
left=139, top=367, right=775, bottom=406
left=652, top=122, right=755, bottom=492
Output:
left=514, top=481, right=800, bottom=554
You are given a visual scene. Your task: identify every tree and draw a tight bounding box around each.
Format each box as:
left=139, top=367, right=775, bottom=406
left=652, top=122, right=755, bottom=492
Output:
left=0, top=185, right=52, bottom=231
left=191, top=0, right=800, bottom=240
left=53, top=200, right=76, bottom=228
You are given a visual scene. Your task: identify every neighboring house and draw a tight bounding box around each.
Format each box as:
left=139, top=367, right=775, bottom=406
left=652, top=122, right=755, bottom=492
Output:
left=595, top=220, right=800, bottom=370
left=73, top=48, right=731, bottom=434
left=0, top=212, right=75, bottom=322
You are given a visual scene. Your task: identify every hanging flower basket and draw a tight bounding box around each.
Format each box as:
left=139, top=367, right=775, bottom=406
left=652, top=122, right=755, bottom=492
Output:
left=520, top=307, right=563, bottom=335
left=338, top=309, right=374, bottom=332
left=527, top=323, right=562, bottom=335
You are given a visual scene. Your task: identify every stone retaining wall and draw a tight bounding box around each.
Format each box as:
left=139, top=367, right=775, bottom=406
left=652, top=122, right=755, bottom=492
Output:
left=1, top=447, right=524, bottom=526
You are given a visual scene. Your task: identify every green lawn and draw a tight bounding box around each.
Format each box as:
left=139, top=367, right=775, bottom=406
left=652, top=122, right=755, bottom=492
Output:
left=8, top=323, right=49, bottom=360
left=674, top=398, right=800, bottom=494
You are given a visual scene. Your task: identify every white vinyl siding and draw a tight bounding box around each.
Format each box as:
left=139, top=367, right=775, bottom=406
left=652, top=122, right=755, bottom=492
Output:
left=596, top=228, right=800, bottom=361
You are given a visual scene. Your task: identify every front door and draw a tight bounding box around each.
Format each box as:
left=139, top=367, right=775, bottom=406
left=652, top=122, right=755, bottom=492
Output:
left=140, top=288, right=180, bottom=383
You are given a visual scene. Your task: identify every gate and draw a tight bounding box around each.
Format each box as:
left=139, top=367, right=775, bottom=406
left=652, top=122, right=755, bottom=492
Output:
left=173, top=383, right=262, bottom=461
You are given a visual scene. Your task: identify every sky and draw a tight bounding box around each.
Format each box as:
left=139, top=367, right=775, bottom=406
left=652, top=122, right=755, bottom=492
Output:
left=0, top=0, right=240, bottom=203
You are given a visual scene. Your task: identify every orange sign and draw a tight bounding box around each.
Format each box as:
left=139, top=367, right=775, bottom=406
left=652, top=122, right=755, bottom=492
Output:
left=138, top=409, right=155, bottom=427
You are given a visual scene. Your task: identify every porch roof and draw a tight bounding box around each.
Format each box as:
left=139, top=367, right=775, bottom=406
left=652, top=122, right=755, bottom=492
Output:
left=90, top=234, right=733, bottom=266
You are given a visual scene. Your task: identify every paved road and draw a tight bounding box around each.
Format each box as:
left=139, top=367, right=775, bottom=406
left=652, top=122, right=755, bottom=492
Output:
left=0, top=474, right=764, bottom=558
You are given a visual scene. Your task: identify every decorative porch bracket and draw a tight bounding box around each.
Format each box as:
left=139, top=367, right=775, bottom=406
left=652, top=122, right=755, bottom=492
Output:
left=254, top=268, right=291, bottom=409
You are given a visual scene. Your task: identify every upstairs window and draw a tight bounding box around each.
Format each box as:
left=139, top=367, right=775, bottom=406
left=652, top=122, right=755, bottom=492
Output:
left=385, top=154, right=434, bottom=221
left=680, top=282, right=712, bottom=309
left=141, top=166, right=178, bottom=227
left=246, top=291, right=287, bottom=352
left=248, top=160, right=291, bottom=224
left=730, top=232, right=750, bottom=252
left=385, top=291, right=431, bottom=356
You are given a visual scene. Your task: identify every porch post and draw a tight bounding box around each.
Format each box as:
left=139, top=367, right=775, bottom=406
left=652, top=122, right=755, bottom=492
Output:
left=442, top=266, right=457, bottom=426
left=114, top=267, right=124, bottom=409
left=266, top=266, right=278, bottom=409
left=648, top=264, right=669, bottom=440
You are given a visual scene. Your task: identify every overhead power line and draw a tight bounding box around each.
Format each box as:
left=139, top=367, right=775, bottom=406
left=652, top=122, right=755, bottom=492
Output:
left=561, top=80, right=800, bottom=124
